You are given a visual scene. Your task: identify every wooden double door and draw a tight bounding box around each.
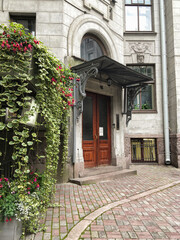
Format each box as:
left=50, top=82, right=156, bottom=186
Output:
left=82, top=92, right=111, bottom=168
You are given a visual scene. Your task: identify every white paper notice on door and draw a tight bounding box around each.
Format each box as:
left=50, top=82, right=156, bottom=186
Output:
left=99, top=127, right=104, bottom=136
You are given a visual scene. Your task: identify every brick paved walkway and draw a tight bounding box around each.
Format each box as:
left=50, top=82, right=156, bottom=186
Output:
left=26, top=165, right=180, bottom=240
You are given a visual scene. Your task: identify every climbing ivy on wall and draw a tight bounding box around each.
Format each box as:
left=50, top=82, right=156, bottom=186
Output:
left=0, top=22, right=77, bottom=234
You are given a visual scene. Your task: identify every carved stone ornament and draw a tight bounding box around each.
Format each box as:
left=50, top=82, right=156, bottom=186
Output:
left=137, top=54, right=144, bottom=63
left=129, top=42, right=151, bottom=54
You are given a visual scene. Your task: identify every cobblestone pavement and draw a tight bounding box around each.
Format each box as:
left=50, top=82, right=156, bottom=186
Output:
left=26, top=165, right=180, bottom=240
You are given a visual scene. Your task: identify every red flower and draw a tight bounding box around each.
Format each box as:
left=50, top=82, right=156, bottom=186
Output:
left=3, top=31, right=6, bottom=35
left=5, top=218, right=8, bottom=222
left=6, top=44, right=10, bottom=49
left=14, top=30, right=16, bottom=33
left=28, top=44, right=33, bottom=50
left=76, top=78, right=80, bottom=82
left=1, top=44, right=4, bottom=48
left=34, top=39, right=39, bottom=44
left=34, top=178, right=37, bottom=182
left=13, top=48, right=16, bottom=53
left=24, top=47, right=28, bottom=52
left=4, top=178, right=8, bottom=182
left=7, top=34, right=10, bottom=38
left=51, top=77, right=57, bottom=84
left=36, top=184, right=40, bottom=188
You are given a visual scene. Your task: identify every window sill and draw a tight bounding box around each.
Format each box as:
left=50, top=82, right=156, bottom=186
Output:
left=132, top=110, right=157, bottom=114
left=124, top=31, right=157, bottom=36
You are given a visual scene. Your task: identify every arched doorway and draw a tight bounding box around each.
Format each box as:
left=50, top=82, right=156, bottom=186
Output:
left=80, top=35, right=111, bottom=168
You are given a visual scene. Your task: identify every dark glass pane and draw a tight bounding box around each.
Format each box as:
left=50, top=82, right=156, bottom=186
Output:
left=12, top=17, right=35, bottom=35
left=139, top=66, right=146, bottom=75
left=99, top=96, right=107, bottom=140
left=83, top=96, right=93, bottom=140
left=147, top=66, right=153, bottom=77
left=81, top=38, right=103, bottom=61
left=141, top=84, right=152, bottom=109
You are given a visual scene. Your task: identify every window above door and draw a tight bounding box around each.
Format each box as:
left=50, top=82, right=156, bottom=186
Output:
left=125, top=0, right=153, bottom=32
left=80, top=34, right=106, bottom=61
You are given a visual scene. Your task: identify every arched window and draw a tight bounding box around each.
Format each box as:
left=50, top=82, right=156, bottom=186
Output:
left=81, top=35, right=106, bottom=61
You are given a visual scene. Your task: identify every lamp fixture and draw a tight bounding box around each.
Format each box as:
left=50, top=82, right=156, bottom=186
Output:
left=107, top=78, right=112, bottom=86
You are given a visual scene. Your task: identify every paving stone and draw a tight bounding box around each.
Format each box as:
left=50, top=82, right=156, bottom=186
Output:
left=28, top=165, right=180, bottom=240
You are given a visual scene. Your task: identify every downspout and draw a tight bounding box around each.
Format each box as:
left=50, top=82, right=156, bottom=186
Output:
left=73, top=78, right=77, bottom=177
left=159, top=0, right=171, bottom=164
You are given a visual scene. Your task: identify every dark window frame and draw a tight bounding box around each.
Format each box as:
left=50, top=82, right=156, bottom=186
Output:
left=125, top=0, right=153, bottom=32
left=10, top=13, right=36, bottom=35
left=127, top=64, right=156, bottom=112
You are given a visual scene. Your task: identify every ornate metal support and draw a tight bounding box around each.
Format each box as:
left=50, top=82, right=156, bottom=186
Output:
left=75, top=65, right=99, bottom=119
left=125, top=84, right=146, bottom=126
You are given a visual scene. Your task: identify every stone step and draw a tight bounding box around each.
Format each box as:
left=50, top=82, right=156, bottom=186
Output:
left=82, top=166, right=123, bottom=177
left=69, top=169, right=137, bottom=185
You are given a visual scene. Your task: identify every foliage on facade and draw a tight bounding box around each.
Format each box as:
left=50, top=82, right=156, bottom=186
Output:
left=0, top=22, right=77, bottom=234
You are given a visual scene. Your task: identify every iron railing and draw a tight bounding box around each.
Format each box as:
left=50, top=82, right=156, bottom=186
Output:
left=131, top=138, right=157, bottom=163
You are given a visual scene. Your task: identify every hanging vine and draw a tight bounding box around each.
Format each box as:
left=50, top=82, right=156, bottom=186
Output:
left=0, top=22, right=77, bottom=234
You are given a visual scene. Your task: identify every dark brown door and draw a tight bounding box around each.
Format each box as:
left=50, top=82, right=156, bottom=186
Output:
left=82, top=92, right=111, bottom=168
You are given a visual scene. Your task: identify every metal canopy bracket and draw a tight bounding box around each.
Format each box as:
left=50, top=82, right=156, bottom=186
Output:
left=75, top=64, right=98, bottom=119
left=124, top=84, right=146, bottom=126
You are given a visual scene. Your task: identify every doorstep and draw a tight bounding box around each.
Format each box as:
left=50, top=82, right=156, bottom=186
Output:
left=69, top=166, right=137, bottom=185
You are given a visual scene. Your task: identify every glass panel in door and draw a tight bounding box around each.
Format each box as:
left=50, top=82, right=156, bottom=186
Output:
left=83, top=96, right=93, bottom=140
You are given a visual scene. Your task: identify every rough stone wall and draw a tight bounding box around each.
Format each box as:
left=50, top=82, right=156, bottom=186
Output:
left=165, top=0, right=180, bottom=168
left=170, top=134, right=180, bottom=168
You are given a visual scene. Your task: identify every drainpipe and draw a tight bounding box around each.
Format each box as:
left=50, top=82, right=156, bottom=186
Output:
left=73, top=78, right=77, bottom=177
left=159, top=0, right=171, bottom=164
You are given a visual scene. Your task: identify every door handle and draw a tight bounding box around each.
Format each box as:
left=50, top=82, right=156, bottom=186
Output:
left=95, top=134, right=98, bottom=139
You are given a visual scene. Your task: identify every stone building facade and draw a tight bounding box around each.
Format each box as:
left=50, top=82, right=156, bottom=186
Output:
left=0, top=0, right=179, bottom=180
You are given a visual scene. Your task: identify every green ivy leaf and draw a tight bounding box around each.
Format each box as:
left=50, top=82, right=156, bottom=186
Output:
left=0, top=122, right=6, bottom=130
left=13, top=136, right=19, bottom=141
left=7, top=122, right=13, bottom=128
left=32, top=133, right=37, bottom=138
left=27, top=141, right=33, bottom=146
